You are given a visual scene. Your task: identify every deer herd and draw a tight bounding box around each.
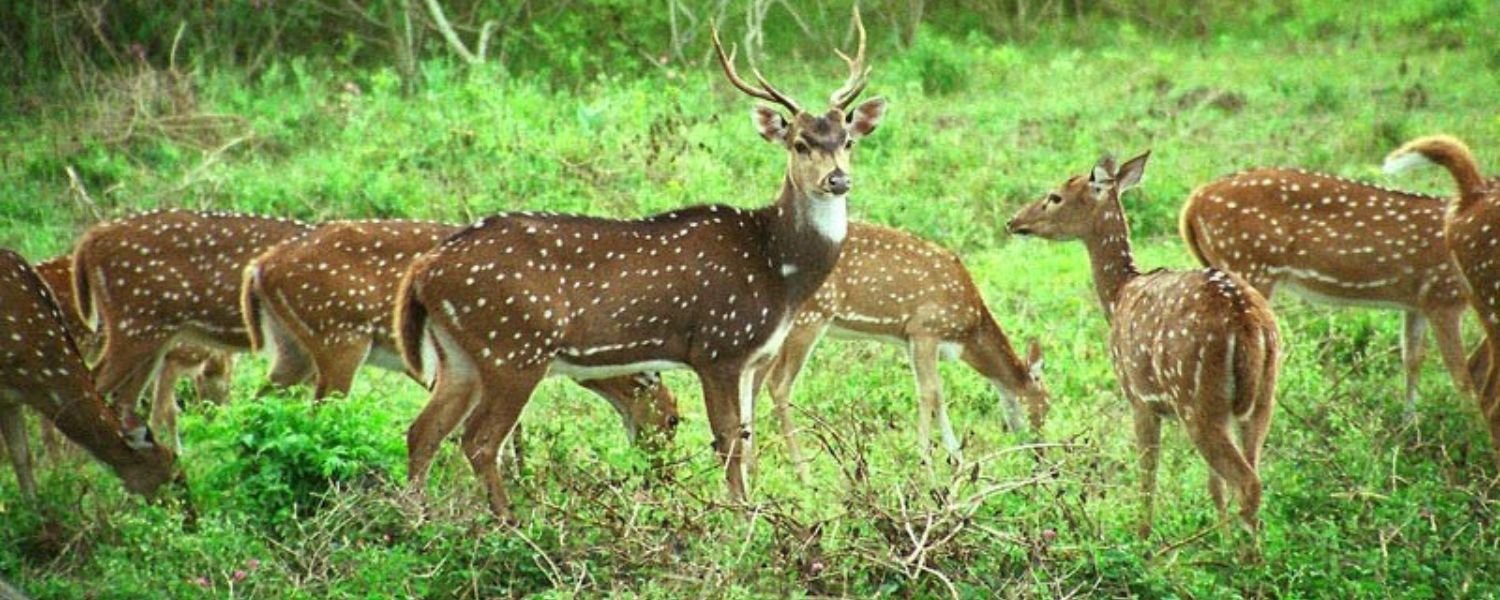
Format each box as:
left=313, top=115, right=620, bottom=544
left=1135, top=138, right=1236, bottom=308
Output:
left=2, top=11, right=1497, bottom=544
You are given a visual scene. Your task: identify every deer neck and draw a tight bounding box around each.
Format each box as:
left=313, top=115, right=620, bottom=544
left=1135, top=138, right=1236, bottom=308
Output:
left=762, top=176, right=847, bottom=310
left=1082, top=196, right=1140, bottom=321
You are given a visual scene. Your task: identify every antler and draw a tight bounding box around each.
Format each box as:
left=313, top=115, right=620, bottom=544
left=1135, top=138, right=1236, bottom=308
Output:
left=711, top=24, right=803, bottom=115
left=828, top=5, right=870, bottom=111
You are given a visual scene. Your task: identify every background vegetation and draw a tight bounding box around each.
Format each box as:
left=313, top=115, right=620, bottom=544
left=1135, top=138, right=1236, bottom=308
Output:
left=2, top=0, right=1499, bottom=597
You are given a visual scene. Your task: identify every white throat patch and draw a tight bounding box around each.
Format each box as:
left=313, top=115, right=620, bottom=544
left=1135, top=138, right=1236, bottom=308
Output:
left=806, top=196, right=848, bottom=243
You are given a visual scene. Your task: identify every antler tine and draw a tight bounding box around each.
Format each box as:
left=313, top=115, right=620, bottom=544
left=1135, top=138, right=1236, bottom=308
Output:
left=749, top=66, right=804, bottom=115
left=829, top=4, right=869, bottom=111
left=711, top=24, right=803, bottom=115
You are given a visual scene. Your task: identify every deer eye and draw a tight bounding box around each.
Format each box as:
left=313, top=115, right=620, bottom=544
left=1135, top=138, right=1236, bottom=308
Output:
left=793, top=140, right=810, bottom=154
left=1047, top=193, right=1063, bottom=205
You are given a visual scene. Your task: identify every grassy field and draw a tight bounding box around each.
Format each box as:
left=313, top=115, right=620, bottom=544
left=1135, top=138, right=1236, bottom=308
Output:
left=2, top=4, right=1500, bottom=597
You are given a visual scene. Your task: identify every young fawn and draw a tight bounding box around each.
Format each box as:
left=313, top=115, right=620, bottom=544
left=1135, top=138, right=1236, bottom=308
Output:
left=1180, top=168, right=1472, bottom=414
left=393, top=8, right=887, bottom=518
left=757, top=222, right=1048, bottom=479
left=1385, top=135, right=1500, bottom=456
left=1009, top=152, right=1281, bottom=537
left=1, top=249, right=177, bottom=497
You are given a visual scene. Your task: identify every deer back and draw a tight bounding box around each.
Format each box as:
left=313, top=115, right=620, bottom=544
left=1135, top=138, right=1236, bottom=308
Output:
left=74, top=210, right=313, bottom=349
left=251, top=219, right=458, bottom=352
left=1182, top=169, right=1463, bottom=308
left=407, top=206, right=809, bottom=372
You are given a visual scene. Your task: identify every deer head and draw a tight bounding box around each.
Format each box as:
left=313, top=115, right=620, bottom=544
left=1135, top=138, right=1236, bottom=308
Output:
left=713, top=6, right=887, bottom=206
left=581, top=371, right=681, bottom=448
left=1007, top=151, right=1151, bottom=239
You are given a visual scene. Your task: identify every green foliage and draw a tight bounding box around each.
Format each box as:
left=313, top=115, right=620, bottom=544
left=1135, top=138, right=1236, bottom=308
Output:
left=3, top=1, right=1500, bottom=597
left=194, top=391, right=407, bottom=530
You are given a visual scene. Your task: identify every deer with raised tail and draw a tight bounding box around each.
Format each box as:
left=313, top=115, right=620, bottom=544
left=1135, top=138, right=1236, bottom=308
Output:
left=1180, top=165, right=1474, bottom=416
left=757, top=222, right=1048, bottom=479
left=241, top=219, right=679, bottom=472
left=1008, top=152, right=1280, bottom=538
left=393, top=7, right=887, bottom=518
left=1383, top=135, right=1500, bottom=454
left=71, top=210, right=314, bottom=449
left=0, top=249, right=178, bottom=498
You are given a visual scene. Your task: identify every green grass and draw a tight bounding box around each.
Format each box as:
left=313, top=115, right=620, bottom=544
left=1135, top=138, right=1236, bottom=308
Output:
left=3, top=11, right=1500, bottom=598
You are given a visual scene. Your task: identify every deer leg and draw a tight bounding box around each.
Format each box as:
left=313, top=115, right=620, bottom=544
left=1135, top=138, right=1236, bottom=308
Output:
left=259, top=303, right=316, bottom=388
left=150, top=359, right=187, bottom=454
left=762, top=322, right=825, bottom=482
left=460, top=366, right=543, bottom=521
left=1186, top=414, right=1262, bottom=533
left=1469, top=336, right=1491, bottom=404
left=1428, top=308, right=1477, bottom=403
left=1132, top=405, right=1161, bottom=539
left=906, top=337, right=948, bottom=466
left=1401, top=311, right=1429, bottom=419
left=406, top=369, right=480, bottom=493
left=508, top=421, right=526, bottom=479
left=193, top=352, right=235, bottom=406
left=39, top=414, right=63, bottom=462
left=0, top=403, right=36, bottom=500
left=95, top=339, right=169, bottom=429
left=699, top=367, right=749, bottom=503
left=312, top=338, right=372, bottom=400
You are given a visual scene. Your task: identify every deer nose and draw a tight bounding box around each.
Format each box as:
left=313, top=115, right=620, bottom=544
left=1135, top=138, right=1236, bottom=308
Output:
left=667, top=415, right=681, bottom=428
left=826, top=170, right=850, bottom=196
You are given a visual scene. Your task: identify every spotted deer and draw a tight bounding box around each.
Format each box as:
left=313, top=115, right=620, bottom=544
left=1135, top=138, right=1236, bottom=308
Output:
left=393, top=8, right=887, bottom=518
left=35, top=256, right=235, bottom=455
left=71, top=210, right=314, bottom=447
left=1383, top=135, right=1500, bottom=455
left=1008, top=152, right=1280, bottom=537
left=1179, top=167, right=1472, bottom=415
left=241, top=220, right=679, bottom=449
left=1, top=249, right=178, bottom=498
left=757, top=222, right=1048, bottom=478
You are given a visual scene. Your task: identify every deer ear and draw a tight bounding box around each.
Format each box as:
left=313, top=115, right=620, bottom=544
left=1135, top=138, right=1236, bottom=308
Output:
left=1026, top=339, right=1044, bottom=380
left=1116, top=150, right=1151, bottom=192
left=846, top=97, right=887, bottom=140
left=1089, top=156, right=1116, bottom=196
left=123, top=426, right=157, bottom=451
left=752, top=106, right=789, bottom=143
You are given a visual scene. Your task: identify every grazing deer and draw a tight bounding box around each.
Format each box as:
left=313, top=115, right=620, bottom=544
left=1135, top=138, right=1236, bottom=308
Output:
left=1, top=249, right=177, bottom=497
left=241, top=220, right=679, bottom=451
left=71, top=210, right=313, bottom=445
left=1384, top=135, right=1500, bottom=453
left=393, top=8, right=887, bottom=518
left=35, top=256, right=236, bottom=455
left=757, top=222, right=1048, bottom=478
left=1180, top=167, right=1473, bottom=415
left=1008, top=152, right=1280, bottom=537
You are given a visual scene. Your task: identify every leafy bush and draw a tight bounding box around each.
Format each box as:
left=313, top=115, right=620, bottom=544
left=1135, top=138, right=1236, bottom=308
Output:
left=195, top=392, right=406, bottom=530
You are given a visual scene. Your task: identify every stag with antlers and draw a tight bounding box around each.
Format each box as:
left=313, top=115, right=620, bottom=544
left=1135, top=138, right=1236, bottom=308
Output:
left=1009, top=152, right=1281, bottom=538
left=394, top=8, right=887, bottom=518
